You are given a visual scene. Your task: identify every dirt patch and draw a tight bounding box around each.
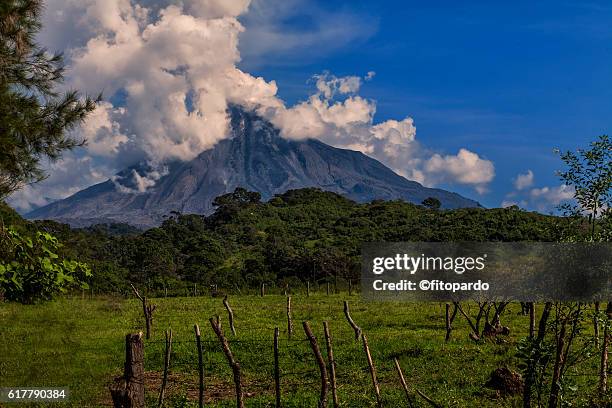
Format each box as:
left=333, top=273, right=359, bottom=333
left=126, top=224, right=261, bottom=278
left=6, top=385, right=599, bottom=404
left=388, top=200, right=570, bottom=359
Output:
left=485, top=367, right=524, bottom=397
left=145, top=370, right=272, bottom=404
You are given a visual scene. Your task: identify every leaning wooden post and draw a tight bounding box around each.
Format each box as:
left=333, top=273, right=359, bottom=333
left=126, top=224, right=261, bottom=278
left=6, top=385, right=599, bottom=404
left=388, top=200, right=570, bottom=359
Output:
left=210, top=318, right=245, bottom=408
left=286, top=296, right=293, bottom=339
left=529, top=302, right=535, bottom=339
left=445, top=303, right=452, bottom=342
left=303, top=321, right=328, bottom=408
left=110, top=332, right=145, bottom=408
left=223, top=295, right=236, bottom=336
left=323, top=322, right=339, bottom=407
left=416, top=389, right=442, bottom=408
left=393, top=358, right=415, bottom=407
left=362, top=334, right=382, bottom=407
left=274, top=327, right=281, bottom=408
left=131, top=284, right=156, bottom=339
left=216, top=314, right=221, bottom=330
left=158, top=329, right=173, bottom=408
left=599, top=302, right=612, bottom=395
left=194, top=324, right=204, bottom=408
left=343, top=301, right=362, bottom=340
left=595, top=302, right=600, bottom=347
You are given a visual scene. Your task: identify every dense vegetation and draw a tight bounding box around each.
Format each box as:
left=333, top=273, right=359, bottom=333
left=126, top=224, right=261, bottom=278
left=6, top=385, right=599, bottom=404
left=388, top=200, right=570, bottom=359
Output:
left=1, top=188, right=573, bottom=297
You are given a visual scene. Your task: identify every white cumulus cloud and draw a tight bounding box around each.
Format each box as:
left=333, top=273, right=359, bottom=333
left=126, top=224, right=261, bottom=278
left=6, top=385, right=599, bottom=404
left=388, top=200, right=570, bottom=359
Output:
left=513, top=169, right=534, bottom=190
left=422, top=149, right=495, bottom=194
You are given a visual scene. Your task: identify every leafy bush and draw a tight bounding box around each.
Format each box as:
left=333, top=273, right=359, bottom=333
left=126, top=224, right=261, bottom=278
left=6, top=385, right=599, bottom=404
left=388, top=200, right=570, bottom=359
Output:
left=0, top=226, right=91, bottom=303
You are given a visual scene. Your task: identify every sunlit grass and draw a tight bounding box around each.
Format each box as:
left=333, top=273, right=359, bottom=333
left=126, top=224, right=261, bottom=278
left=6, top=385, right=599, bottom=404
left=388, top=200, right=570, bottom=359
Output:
left=0, top=294, right=601, bottom=407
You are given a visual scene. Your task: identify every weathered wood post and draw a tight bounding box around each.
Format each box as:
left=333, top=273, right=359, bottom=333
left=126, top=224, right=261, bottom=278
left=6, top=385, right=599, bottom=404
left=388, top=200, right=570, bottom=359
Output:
left=529, top=302, right=535, bottom=339
left=599, top=302, right=612, bottom=395
left=393, top=358, right=415, bottom=407
left=348, top=279, right=352, bottom=296
left=261, top=283, right=265, bottom=297
left=274, top=327, right=281, bottom=408
left=210, top=318, right=245, bottom=408
left=307, top=281, right=310, bottom=297
left=286, top=296, right=293, bottom=339
left=445, top=303, right=452, bottom=342
left=223, top=295, right=237, bottom=336
left=158, top=329, right=172, bottom=408
left=343, top=301, right=362, bottom=340
left=323, top=321, right=339, bottom=407
left=131, top=284, right=156, bottom=339
left=594, top=302, right=600, bottom=346
left=303, top=321, right=328, bottom=408
left=194, top=324, right=204, bottom=408
left=110, top=333, right=145, bottom=408
left=362, top=334, right=382, bottom=407
left=326, top=282, right=330, bottom=296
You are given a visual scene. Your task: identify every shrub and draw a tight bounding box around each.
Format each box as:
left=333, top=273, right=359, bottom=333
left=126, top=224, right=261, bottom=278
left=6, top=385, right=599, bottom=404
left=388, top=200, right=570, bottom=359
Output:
left=0, top=226, right=91, bottom=303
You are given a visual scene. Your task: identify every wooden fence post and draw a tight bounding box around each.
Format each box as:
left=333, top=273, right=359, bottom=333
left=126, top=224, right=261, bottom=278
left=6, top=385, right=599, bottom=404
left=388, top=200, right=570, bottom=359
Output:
left=303, top=321, right=328, bottom=408
left=323, top=322, right=339, bottom=407
left=348, top=280, right=352, bottom=296
left=594, top=302, right=600, bottom=347
left=261, top=283, right=265, bottom=297
left=131, top=284, right=156, bottom=339
left=393, top=358, right=415, bottom=407
left=326, top=282, right=330, bottom=296
left=416, top=389, right=442, bottom=408
left=529, top=302, right=535, bottom=339
left=599, top=302, right=612, bottom=395
left=194, top=324, right=204, bottom=408
left=362, top=334, right=382, bottom=407
left=287, top=296, right=293, bottom=339
left=158, top=329, right=172, bottom=408
left=223, top=295, right=236, bottom=336
left=210, top=318, right=245, bottom=408
left=307, top=281, right=310, bottom=297
left=274, top=327, right=281, bottom=408
left=110, top=333, right=145, bottom=408
left=343, top=301, right=362, bottom=340
left=445, top=303, right=452, bottom=342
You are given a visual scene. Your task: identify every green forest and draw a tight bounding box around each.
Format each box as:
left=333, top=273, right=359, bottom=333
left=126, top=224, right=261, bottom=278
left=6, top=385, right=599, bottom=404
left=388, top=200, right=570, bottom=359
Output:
left=0, top=187, right=574, bottom=299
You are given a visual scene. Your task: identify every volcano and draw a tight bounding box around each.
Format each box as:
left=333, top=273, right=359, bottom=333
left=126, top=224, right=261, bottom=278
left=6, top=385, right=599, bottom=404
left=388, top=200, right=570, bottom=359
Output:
left=27, top=106, right=481, bottom=227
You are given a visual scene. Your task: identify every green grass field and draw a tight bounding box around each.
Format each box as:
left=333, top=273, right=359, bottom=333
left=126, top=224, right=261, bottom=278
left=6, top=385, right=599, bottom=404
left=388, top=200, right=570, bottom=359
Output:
left=0, top=294, right=602, bottom=407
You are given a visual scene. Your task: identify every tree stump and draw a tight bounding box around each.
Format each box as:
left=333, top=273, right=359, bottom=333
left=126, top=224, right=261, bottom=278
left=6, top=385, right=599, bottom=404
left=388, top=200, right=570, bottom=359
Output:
left=110, top=333, right=145, bottom=408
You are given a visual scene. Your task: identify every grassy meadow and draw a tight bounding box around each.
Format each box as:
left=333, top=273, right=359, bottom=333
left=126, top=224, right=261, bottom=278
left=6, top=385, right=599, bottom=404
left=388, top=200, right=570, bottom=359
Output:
left=0, top=293, right=602, bottom=407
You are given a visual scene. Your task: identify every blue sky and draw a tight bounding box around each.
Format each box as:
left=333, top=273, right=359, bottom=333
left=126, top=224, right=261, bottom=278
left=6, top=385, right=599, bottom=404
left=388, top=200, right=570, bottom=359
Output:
left=239, top=0, right=612, bottom=209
